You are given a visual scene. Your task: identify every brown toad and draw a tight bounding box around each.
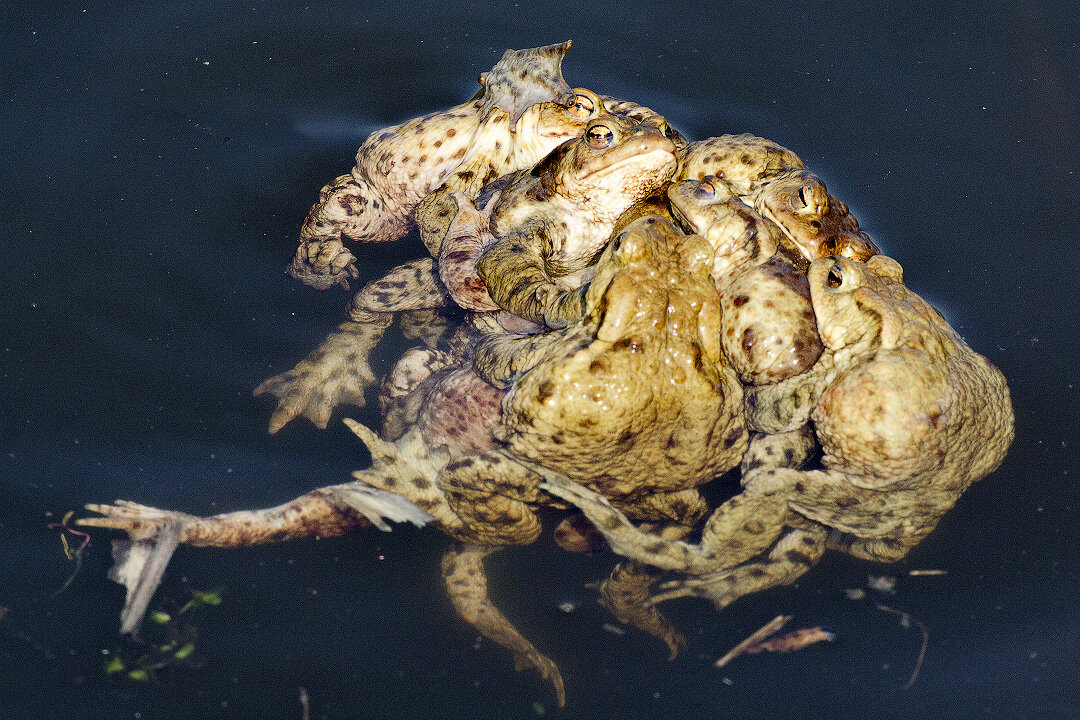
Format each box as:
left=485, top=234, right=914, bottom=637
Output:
left=542, top=253, right=1014, bottom=611
left=667, top=176, right=823, bottom=385
left=291, top=41, right=676, bottom=291
left=676, top=134, right=879, bottom=262
left=80, top=216, right=747, bottom=706
left=291, top=41, right=585, bottom=289
left=430, top=115, right=679, bottom=327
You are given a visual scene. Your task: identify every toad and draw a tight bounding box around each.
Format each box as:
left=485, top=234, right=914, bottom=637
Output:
left=431, top=115, right=679, bottom=327
left=542, top=253, right=1014, bottom=611
left=676, top=133, right=879, bottom=262
left=666, top=176, right=823, bottom=384
left=291, top=41, right=675, bottom=291
left=80, top=216, right=747, bottom=706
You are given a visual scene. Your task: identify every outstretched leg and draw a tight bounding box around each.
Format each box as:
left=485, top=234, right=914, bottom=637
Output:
left=442, top=543, right=566, bottom=707
left=78, top=483, right=430, bottom=635
left=651, top=526, right=827, bottom=609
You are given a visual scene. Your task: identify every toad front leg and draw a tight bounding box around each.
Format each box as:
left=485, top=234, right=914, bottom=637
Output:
left=290, top=172, right=411, bottom=290
left=254, top=313, right=392, bottom=433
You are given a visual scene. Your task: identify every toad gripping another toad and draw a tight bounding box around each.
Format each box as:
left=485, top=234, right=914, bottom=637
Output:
left=77, top=42, right=1014, bottom=707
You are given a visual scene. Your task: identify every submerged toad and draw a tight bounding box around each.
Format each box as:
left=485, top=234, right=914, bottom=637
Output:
left=80, top=215, right=747, bottom=706
left=543, top=253, right=1014, bottom=610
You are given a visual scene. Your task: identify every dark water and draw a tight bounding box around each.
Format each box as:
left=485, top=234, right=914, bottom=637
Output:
left=3, top=1, right=1078, bottom=718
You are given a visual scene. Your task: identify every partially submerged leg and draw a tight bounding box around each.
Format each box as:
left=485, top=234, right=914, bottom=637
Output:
left=254, top=312, right=393, bottom=433
left=651, top=525, right=827, bottom=609
left=541, top=476, right=788, bottom=575
left=442, top=543, right=566, bottom=707
left=597, top=561, right=685, bottom=660
left=78, top=483, right=430, bottom=635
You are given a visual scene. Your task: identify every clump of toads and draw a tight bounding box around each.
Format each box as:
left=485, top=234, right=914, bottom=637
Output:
left=81, top=42, right=1014, bottom=706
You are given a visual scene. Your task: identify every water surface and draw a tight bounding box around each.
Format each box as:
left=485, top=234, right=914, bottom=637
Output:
left=3, top=2, right=1078, bottom=718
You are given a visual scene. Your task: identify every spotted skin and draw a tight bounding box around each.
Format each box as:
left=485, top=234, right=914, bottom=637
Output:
left=668, top=178, right=824, bottom=385
left=290, top=42, right=600, bottom=290
left=544, top=254, right=1014, bottom=610
left=675, top=134, right=878, bottom=263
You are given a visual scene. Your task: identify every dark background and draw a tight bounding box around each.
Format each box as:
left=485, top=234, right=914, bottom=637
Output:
left=3, top=1, right=1077, bottom=718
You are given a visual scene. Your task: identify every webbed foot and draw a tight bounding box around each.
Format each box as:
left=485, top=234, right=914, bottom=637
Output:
left=254, top=316, right=392, bottom=433
left=598, top=562, right=686, bottom=659
left=443, top=544, right=566, bottom=707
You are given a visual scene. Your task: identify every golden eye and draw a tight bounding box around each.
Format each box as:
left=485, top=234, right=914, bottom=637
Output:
left=696, top=179, right=716, bottom=198
left=585, top=123, right=615, bottom=149
left=567, top=93, right=596, bottom=118
left=825, top=261, right=844, bottom=288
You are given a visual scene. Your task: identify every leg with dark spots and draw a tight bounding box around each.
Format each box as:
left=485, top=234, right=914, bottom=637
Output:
left=292, top=171, right=410, bottom=290
left=79, top=484, right=376, bottom=549
left=351, top=258, right=453, bottom=312
left=438, top=452, right=544, bottom=546
left=651, top=525, right=827, bottom=609
left=740, top=426, right=817, bottom=477
left=441, top=543, right=566, bottom=707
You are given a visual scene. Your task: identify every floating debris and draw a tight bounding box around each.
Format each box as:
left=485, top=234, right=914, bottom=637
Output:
left=715, top=615, right=791, bottom=667
left=601, top=623, right=626, bottom=636
left=866, top=575, right=897, bottom=594
left=907, top=569, right=947, bottom=576
left=557, top=602, right=576, bottom=614
left=875, top=604, right=929, bottom=689
left=746, top=627, right=836, bottom=655
left=844, top=588, right=866, bottom=600
left=715, top=615, right=835, bottom=667
left=47, top=510, right=92, bottom=598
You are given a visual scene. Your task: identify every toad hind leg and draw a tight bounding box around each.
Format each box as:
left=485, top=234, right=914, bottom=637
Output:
left=541, top=477, right=788, bottom=576
left=597, top=561, right=686, bottom=660
left=651, top=525, right=827, bottom=609
left=442, top=543, right=566, bottom=708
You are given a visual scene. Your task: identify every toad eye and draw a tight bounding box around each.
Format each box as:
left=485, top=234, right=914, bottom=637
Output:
left=797, top=185, right=809, bottom=207
left=567, top=93, right=596, bottom=118
left=696, top=180, right=716, bottom=198
left=585, top=124, right=615, bottom=149
left=825, top=261, right=844, bottom=289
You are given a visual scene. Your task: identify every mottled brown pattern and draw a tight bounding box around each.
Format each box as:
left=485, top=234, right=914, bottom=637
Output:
left=544, top=254, right=1014, bottom=612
